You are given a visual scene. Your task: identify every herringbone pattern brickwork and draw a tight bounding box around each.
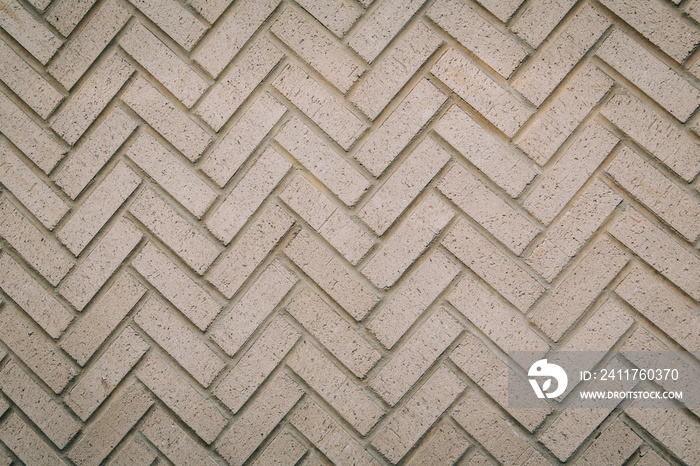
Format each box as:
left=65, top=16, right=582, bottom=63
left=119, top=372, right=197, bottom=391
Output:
left=0, top=0, right=698, bottom=464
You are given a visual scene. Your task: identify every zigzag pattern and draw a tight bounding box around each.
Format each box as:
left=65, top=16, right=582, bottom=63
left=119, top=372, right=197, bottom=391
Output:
left=0, top=0, right=698, bottom=464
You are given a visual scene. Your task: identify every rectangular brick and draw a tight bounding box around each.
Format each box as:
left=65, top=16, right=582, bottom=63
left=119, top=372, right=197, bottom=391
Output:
left=130, top=187, right=220, bottom=275
left=59, top=218, right=142, bottom=311
left=0, top=0, right=60, bottom=64
left=511, top=0, right=575, bottom=47
left=609, top=207, right=700, bottom=300
left=434, top=105, right=535, bottom=197
left=428, top=0, right=527, bottom=77
left=54, top=107, right=138, bottom=199
left=439, top=163, right=538, bottom=254
left=252, top=429, right=306, bottom=466
left=127, top=132, right=216, bottom=218
left=58, top=161, right=141, bottom=255
left=134, top=296, right=224, bottom=387
left=137, top=353, right=227, bottom=444
left=207, top=147, right=290, bottom=243
left=353, top=79, right=447, bottom=177
left=65, top=327, right=147, bottom=421
left=119, top=22, right=207, bottom=108
left=0, top=412, right=66, bottom=465
left=0, top=360, right=80, bottom=448
left=405, top=420, right=469, bottom=466
left=0, top=304, right=77, bottom=393
left=285, top=230, right=379, bottom=321
left=281, top=174, right=373, bottom=265
left=597, top=29, right=700, bottom=121
left=108, top=436, right=156, bottom=466
left=0, top=38, right=62, bottom=119
left=201, top=92, right=286, bottom=187
left=296, top=0, right=359, bottom=37
left=0, top=200, right=72, bottom=286
left=141, top=407, right=217, bottom=465
left=478, top=0, right=522, bottom=22
left=61, top=272, right=146, bottom=365
left=133, top=243, right=220, bottom=331
left=0, top=253, right=72, bottom=337
left=518, top=64, right=614, bottom=165
left=352, top=22, right=441, bottom=119
left=373, top=366, right=465, bottom=463
left=127, top=0, right=206, bottom=51
left=277, top=117, right=369, bottom=205
left=432, top=48, right=533, bottom=137
left=370, top=308, right=461, bottom=405
left=46, top=0, right=96, bottom=35
left=577, top=418, right=641, bottom=465
left=602, top=91, right=700, bottom=181
left=196, top=36, right=283, bottom=131
left=443, top=218, right=545, bottom=312
left=210, top=260, right=296, bottom=356
left=636, top=451, right=671, bottom=466
left=524, top=123, right=618, bottom=225
left=213, top=316, right=299, bottom=412
left=359, top=136, right=450, bottom=235
left=48, top=0, right=130, bottom=89
left=188, top=0, right=229, bottom=23
left=274, top=64, right=365, bottom=150
left=122, top=77, right=211, bottom=161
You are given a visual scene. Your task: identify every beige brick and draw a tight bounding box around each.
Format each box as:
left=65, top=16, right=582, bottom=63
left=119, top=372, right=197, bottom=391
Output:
left=368, top=250, right=459, bottom=349
left=130, top=187, right=219, bottom=275
left=48, top=0, right=130, bottom=89
left=0, top=412, right=67, bottom=465
left=217, top=374, right=303, bottom=466
left=609, top=207, right=700, bottom=300
left=54, top=107, right=138, bottom=199
left=597, top=30, right=700, bottom=121
left=432, top=48, right=532, bottom=137
left=127, top=0, right=206, bottom=51
left=66, top=327, right=148, bottom=421
left=133, top=243, right=220, bottom=331
left=427, top=0, right=527, bottom=77
left=518, top=65, right=614, bottom=165
left=108, top=436, right=156, bottom=466
left=210, top=260, right=296, bottom=356
left=201, top=92, right=286, bottom=187
left=352, top=22, right=441, bottom=119
left=285, top=230, right=379, bottom=321
left=636, top=450, right=672, bottom=466
left=359, top=136, right=450, bottom=235
left=0, top=200, right=72, bottom=286
left=528, top=180, right=622, bottom=281
left=291, top=398, right=380, bottom=466
left=443, top=219, right=545, bottom=311
left=122, top=77, right=211, bottom=162
left=439, top=163, right=538, bottom=254
left=59, top=218, right=142, bottom=311
left=193, top=0, right=281, bottom=77
left=281, top=175, right=373, bottom=265
left=46, top=0, right=96, bottom=35
left=477, top=0, right=522, bottom=22
left=0, top=360, right=80, bottom=448
left=277, top=118, right=369, bottom=205
left=295, top=0, right=359, bottom=37
left=196, top=36, right=283, bottom=131
left=370, top=308, right=461, bottom=405
left=61, top=272, right=146, bottom=366
left=137, top=353, right=227, bottom=444
left=135, top=297, right=224, bottom=387
left=608, top=146, right=700, bottom=241
left=434, top=105, right=535, bottom=197
left=627, top=403, right=700, bottom=464
left=252, top=429, right=306, bottom=466
left=274, top=64, right=365, bottom=150
left=602, top=91, right=700, bottom=182
left=353, top=79, right=447, bottom=177
left=577, top=419, right=641, bottom=465
left=119, top=22, right=207, bottom=108
left=532, top=236, right=627, bottom=341
left=0, top=38, right=62, bottom=119
left=405, top=420, right=470, bottom=466
left=524, top=123, right=619, bottom=225
left=141, top=407, right=217, bottom=465
left=511, top=0, right=575, bottom=47
left=616, top=264, right=700, bottom=352
left=363, top=193, right=453, bottom=288
left=464, top=453, right=495, bottom=465
left=213, top=317, right=299, bottom=412
left=127, top=132, right=216, bottom=218
left=0, top=253, right=72, bottom=337
left=373, top=366, right=465, bottom=463
left=188, top=0, right=229, bottom=22
left=0, top=0, right=60, bottom=64
left=0, top=304, right=77, bottom=393
left=287, top=288, right=380, bottom=378
left=58, top=161, right=140, bottom=256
